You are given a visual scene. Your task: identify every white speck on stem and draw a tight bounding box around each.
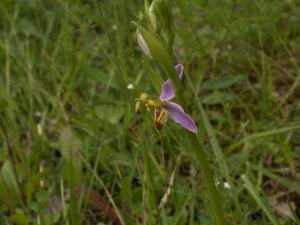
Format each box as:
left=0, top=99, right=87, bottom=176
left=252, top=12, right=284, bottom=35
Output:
left=127, top=84, right=134, bottom=89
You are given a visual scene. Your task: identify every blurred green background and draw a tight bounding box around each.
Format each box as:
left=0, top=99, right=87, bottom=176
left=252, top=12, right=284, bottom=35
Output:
left=0, top=0, right=299, bottom=224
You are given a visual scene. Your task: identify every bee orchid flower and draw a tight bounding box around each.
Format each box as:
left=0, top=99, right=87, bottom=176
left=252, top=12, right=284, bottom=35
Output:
left=136, top=64, right=197, bottom=133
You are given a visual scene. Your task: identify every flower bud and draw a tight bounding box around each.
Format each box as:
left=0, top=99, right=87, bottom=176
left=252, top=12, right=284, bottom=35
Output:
left=136, top=29, right=152, bottom=59
left=148, top=2, right=162, bottom=32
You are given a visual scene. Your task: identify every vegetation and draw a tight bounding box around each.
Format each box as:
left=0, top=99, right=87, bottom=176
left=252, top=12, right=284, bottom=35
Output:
left=0, top=0, right=299, bottom=224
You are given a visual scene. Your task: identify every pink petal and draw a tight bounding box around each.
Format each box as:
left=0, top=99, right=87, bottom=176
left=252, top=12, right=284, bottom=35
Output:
left=159, top=64, right=184, bottom=101
left=164, top=102, right=197, bottom=133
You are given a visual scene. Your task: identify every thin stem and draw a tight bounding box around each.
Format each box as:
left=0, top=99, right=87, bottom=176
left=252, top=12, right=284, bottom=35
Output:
left=167, top=33, right=174, bottom=57
left=186, top=132, right=226, bottom=225
left=168, top=70, right=226, bottom=225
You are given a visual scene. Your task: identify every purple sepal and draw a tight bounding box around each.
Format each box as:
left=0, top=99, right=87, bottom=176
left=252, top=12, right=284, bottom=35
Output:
left=164, top=101, right=197, bottom=133
left=160, top=64, right=184, bottom=101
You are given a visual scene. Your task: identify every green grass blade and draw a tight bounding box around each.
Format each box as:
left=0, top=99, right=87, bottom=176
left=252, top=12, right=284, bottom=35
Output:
left=227, top=125, right=300, bottom=154
left=241, top=174, right=280, bottom=225
left=250, top=165, right=300, bottom=196
left=287, top=201, right=300, bottom=224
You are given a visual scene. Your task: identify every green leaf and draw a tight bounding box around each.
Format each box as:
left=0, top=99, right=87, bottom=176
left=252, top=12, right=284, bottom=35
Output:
left=143, top=60, right=164, bottom=95
left=10, top=214, right=31, bottom=225
left=95, top=104, right=125, bottom=124
left=35, top=190, right=52, bottom=203
left=19, top=20, right=43, bottom=39
left=134, top=23, right=173, bottom=71
left=201, top=75, right=245, bottom=90
left=201, top=92, right=234, bottom=105
left=42, top=213, right=61, bottom=225
left=25, top=169, right=53, bottom=202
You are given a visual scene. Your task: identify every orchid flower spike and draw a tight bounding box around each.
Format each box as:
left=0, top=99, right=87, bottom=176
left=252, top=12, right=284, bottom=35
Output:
left=136, top=64, right=197, bottom=133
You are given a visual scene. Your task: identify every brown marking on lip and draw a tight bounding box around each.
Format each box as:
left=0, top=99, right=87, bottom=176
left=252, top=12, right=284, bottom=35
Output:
left=155, top=108, right=163, bottom=132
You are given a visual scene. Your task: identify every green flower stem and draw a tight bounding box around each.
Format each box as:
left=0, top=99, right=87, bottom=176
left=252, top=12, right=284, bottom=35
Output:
left=166, top=32, right=175, bottom=58
left=168, top=77, right=226, bottom=225
left=187, top=132, right=226, bottom=225
left=134, top=23, right=225, bottom=225
left=174, top=88, right=226, bottom=225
